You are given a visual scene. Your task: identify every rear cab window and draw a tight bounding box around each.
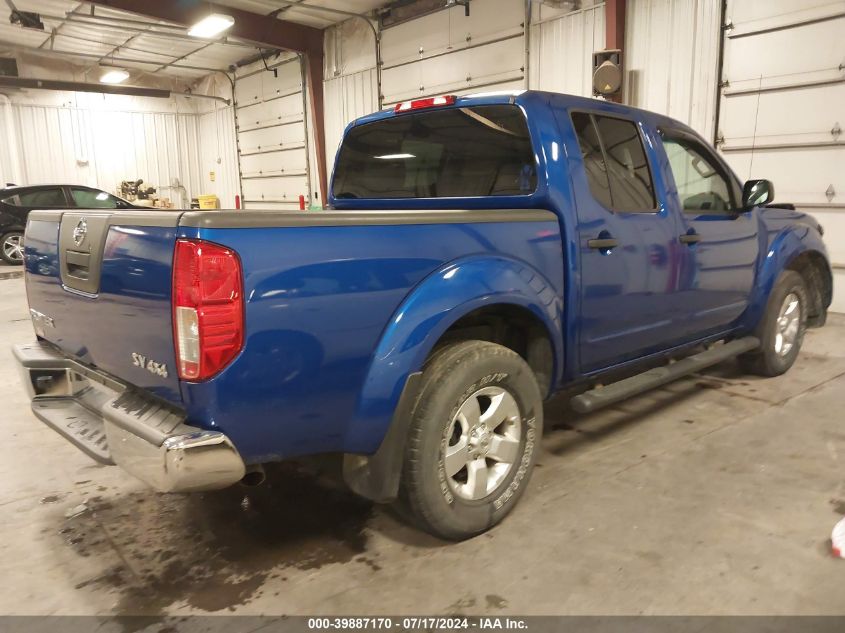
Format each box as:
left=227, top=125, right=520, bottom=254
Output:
left=333, top=105, right=537, bottom=199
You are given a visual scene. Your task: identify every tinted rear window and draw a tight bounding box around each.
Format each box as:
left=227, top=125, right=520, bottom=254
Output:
left=333, top=105, right=537, bottom=199
left=13, top=188, right=67, bottom=207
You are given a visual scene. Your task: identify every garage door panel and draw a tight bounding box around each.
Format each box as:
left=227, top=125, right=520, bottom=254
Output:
left=236, top=94, right=304, bottom=130
left=237, top=123, right=306, bottom=154
left=727, top=0, right=845, bottom=34
left=724, top=18, right=845, bottom=82
left=381, top=10, right=452, bottom=65
left=240, top=148, right=308, bottom=176
left=381, top=0, right=523, bottom=67
left=242, top=175, right=309, bottom=207
left=719, top=1, right=844, bottom=311
left=719, top=83, right=845, bottom=144
left=235, top=57, right=310, bottom=207
left=382, top=37, right=524, bottom=104
left=234, top=73, right=264, bottom=104
left=810, top=208, right=845, bottom=263
left=723, top=148, right=843, bottom=204
left=832, top=270, right=845, bottom=313
left=235, top=65, right=301, bottom=104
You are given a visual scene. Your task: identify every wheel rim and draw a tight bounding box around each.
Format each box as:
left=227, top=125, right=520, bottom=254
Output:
left=443, top=386, right=522, bottom=501
left=774, top=292, right=801, bottom=357
left=2, top=234, right=23, bottom=262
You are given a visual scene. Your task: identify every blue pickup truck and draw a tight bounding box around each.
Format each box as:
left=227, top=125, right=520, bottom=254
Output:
left=15, top=91, right=831, bottom=540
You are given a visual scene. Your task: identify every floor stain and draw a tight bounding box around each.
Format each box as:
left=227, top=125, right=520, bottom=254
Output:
left=830, top=498, right=845, bottom=515
left=58, top=462, right=374, bottom=615
left=446, top=595, right=476, bottom=613
left=696, top=381, right=723, bottom=390
left=40, top=493, right=68, bottom=504
left=485, top=594, right=508, bottom=609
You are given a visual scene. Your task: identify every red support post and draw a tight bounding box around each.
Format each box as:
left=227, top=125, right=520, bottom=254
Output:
left=605, top=0, right=626, bottom=103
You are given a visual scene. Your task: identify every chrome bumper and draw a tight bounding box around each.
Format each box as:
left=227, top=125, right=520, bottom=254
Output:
left=13, top=341, right=246, bottom=493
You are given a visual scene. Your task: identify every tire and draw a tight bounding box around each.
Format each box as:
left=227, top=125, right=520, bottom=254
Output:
left=397, top=340, right=543, bottom=540
left=739, top=270, right=808, bottom=377
left=0, top=231, right=24, bottom=265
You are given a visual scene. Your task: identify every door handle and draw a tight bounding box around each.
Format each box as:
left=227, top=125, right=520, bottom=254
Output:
left=587, top=237, right=619, bottom=250
left=679, top=233, right=701, bottom=245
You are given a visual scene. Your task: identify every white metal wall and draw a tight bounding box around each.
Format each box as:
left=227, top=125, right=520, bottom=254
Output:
left=234, top=57, right=310, bottom=211
left=529, top=1, right=605, bottom=96
left=197, top=104, right=240, bottom=210
left=323, top=68, right=380, bottom=176
left=0, top=92, right=202, bottom=207
left=624, top=0, right=722, bottom=141
left=322, top=18, right=380, bottom=176
left=717, top=0, right=845, bottom=312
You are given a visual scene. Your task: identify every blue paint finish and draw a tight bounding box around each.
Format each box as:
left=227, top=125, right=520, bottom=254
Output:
left=742, top=211, right=829, bottom=331
left=346, top=254, right=563, bottom=454
left=25, top=220, right=182, bottom=403
left=176, top=220, right=562, bottom=462
left=21, top=90, right=831, bottom=467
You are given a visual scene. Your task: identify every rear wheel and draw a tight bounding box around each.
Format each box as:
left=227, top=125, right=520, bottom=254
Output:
left=740, top=270, right=808, bottom=376
left=1, top=231, right=24, bottom=265
left=397, top=340, right=543, bottom=540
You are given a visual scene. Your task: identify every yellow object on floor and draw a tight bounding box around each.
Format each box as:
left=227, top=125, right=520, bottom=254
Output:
left=197, top=194, right=219, bottom=209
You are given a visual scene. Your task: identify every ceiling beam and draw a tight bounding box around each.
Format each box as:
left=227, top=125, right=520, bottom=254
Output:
left=86, top=0, right=329, bottom=207
left=86, top=0, right=323, bottom=54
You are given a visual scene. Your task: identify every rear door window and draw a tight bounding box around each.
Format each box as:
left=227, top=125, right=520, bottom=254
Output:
left=571, top=112, right=657, bottom=212
left=70, top=187, right=125, bottom=209
left=15, top=188, right=68, bottom=207
left=333, top=105, right=537, bottom=199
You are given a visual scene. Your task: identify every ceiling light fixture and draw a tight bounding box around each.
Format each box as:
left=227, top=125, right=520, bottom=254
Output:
left=188, top=13, right=235, bottom=38
left=100, top=69, right=129, bottom=84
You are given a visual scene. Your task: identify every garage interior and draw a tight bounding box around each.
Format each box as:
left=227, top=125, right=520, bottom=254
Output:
left=1, top=0, right=844, bottom=619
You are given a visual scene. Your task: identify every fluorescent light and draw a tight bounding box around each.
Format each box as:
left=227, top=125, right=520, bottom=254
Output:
left=100, top=69, right=129, bottom=84
left=375, top=153, right=416, bottom=160
left=188, top=13, right=235, bottom=38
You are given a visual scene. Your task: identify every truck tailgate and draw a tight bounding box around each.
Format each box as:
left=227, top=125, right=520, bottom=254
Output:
left=24, top=209, right=183, bottom=404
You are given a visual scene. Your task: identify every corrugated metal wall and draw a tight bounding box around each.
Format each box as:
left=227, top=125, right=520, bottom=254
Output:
left=0, top=93, right=203, bottom=207
left=324, top=69, right=380, bottom=173
left=323, top=18, right=380, bottom=176
left=624, top=0, right=722, bottom=140
left=529, top=1, right=606, bottom=96
left=197, top=105, right=240, bottom=210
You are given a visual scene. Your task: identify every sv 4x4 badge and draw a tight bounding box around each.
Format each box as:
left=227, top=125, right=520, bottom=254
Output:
left=131, top=353, right=169, bottom=378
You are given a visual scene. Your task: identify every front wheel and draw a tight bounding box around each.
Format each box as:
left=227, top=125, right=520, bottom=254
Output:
left=740, top=270, right=808, bottom=376
left=1, top=231, right=24, bottom=265
left=397, top=340, right=543, bottom=540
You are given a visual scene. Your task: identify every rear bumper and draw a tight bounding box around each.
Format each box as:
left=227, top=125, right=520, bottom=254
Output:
left=13, top=341, right=246, bottom=492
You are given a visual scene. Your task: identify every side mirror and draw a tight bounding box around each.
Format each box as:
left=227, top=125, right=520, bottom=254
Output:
left=742, top=179, right=774, bottom=208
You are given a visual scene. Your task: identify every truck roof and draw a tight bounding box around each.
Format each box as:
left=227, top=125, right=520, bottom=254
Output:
left=348, top=89, right=699, bottom=139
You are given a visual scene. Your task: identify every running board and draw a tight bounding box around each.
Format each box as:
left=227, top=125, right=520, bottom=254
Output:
left=570, top=337, right=760, bottom=414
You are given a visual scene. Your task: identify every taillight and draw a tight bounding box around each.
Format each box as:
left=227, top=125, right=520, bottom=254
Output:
left=394, top=95, right=457, bottom=113
left=172, top=239, right=244, bottom=381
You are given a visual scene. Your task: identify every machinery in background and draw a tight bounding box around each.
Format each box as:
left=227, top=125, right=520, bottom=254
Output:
left=118, top=179, right=157, bottom=208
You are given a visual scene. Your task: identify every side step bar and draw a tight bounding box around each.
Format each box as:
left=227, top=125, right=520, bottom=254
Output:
left=570, top=337, right=760, bottom=414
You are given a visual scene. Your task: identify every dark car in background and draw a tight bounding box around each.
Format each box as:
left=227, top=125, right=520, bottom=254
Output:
left=0, top=184, right=136, bottom=264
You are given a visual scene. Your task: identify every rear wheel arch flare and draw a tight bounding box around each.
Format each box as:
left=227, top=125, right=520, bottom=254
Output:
left=428, top=303, right=556, bottom=398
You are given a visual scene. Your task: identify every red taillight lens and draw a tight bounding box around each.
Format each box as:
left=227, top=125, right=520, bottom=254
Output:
left=172, top=239, right=244, bottom=381
left=394, top=95, right=457, bottom=113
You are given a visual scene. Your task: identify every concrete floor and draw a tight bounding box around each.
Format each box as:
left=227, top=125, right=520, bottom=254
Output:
left=1, top=273, right=844, bottom=617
